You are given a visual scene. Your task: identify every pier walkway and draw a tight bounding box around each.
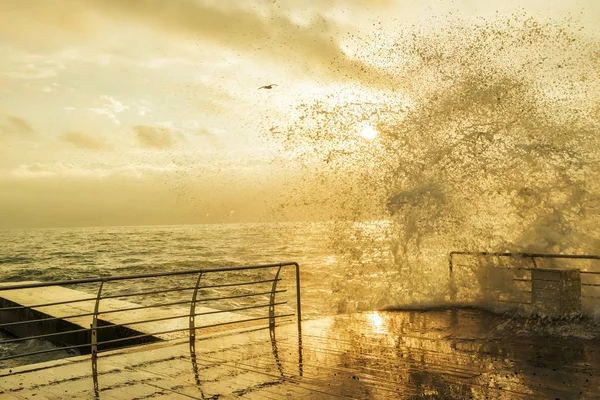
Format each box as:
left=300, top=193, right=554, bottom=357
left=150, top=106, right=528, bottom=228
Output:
left=2, top=308, right=599, bottom=399
left=2, top=258, right=600, bottom=398
left=0, top=282, right=246, bottom=343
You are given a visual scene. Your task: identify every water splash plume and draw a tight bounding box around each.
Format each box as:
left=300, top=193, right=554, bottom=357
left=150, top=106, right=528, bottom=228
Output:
left=266, top=14, right=600, bottom=315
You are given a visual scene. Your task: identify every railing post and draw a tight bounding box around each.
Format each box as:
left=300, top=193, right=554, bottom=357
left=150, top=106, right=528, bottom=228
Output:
left=294, top=262, right=303, bottom=377
left=189, top=272, right=203, bottom=385
left=91, top=280, right=104, bottom=398
left=269, top=320, right=284, bottom=378
left=294, top=263, right=302, bottom=330
left=449, top=253, right=456, bottom=303
left=269, top=266, right=283, bottom=330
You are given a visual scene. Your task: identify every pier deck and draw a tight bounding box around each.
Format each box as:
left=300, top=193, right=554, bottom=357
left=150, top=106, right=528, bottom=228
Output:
left=2, top=308, right=599, bottom=399
left=0, top=282, right=247, bottom=345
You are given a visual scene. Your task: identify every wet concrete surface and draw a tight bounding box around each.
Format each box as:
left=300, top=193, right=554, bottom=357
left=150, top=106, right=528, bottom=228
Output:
left=1, top=308, right=598, bottom=399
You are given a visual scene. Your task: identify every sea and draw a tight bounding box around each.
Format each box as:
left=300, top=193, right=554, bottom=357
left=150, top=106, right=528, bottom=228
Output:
left=0, top=221, right=396, bottom=319
left=1, top=220, right=600, bottom=369
left=0, top=220, right=402, bottom=367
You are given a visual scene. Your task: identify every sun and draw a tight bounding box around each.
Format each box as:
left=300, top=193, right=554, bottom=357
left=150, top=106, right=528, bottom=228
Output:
left=359, top=125, right=379, bottom=140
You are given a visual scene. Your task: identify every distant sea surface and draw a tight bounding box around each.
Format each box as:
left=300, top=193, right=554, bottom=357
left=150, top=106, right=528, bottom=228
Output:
left=0, top=221, right=392, bottom=318
left=2, top=221, right=599, bottom=368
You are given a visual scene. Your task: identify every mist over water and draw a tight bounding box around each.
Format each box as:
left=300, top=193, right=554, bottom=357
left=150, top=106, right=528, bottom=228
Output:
left=268, top=14, right=600, bottom=314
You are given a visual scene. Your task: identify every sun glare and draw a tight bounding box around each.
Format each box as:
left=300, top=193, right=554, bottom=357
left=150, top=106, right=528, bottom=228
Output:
left=359, top=125, right=379, bottom=140
left=367, top=311, right=387, bottom=334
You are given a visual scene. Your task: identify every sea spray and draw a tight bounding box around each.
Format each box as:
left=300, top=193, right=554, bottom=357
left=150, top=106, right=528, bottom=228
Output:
left=267, top=14, right=600, bottom=314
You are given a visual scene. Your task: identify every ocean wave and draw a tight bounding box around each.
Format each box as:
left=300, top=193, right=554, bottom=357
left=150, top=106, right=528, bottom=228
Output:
left=0, top=256, right=31, bottom=265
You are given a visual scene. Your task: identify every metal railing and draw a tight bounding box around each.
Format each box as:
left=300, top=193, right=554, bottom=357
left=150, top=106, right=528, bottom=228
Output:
left=448, top=252, right=600, bottom=312
left=0, top=262, right=302, bottom=386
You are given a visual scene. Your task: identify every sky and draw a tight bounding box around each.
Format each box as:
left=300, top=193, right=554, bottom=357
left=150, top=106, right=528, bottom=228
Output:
left=0, top=0, right=598, bottom=228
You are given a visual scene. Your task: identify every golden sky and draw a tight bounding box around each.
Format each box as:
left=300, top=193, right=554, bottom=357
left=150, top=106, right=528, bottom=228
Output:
left=0, top=0, right=598, bottom=228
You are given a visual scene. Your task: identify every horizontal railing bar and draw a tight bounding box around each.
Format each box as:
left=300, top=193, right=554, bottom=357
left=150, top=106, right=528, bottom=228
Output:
left=96, top=314, right=295, bottom=349
left=0, top=316, right=297, bottom=363
left=197, top=279, right=280, bottom=290
left=0, top=279, right=285, bottom=313
left=0, top=309, right=294, bottom=353
left=513, top=279, right=532, bottom=282
left=582, top=283, right=600, bottom=287
left=0, top=297, right=286, bottom=328
left=0, top=327, right=90, bottom=345
left=0, top=279, right=288, bottom=318
left=99, top=299, right=192, bottom=314
left=0, top=310, right=96, bottom=328
left=0, top=297, right=97, bottom=312
left=194, top=302, right=287, bottom=317
left=0, top=262, right=299, bottom=291
left=495, top=299, right=531, bottom=305
left=194, top=290, right=287, bottom=304
left=97, top=290, right=287, bottom=316
left=101, top=286, right=196, bottom=300
left=462, top=266, right=600, bottom=274
left=0, top=343, right=90, bottom=362
left=483, top=290, right=531, bottom=295
left=196, top=313, right=295, bottom=331
left=95, top=302, right=288, bottom=330
left=450, top=251, right=600, bottom=260
left=100, top=278, right=281, bottom=301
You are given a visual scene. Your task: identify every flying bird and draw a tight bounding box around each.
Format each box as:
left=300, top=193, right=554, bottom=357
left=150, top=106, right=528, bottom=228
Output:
left=258, top=84, right=278, bottom=90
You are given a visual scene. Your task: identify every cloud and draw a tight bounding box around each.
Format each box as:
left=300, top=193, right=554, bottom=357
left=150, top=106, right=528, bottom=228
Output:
left=136, top=104, right=151, bottom=116
left=338, top=0, right=393, bottom=5
left=195, top=127, right=218, bottom=138
left=94, top=0, right=393, bottom=87
left=182, top=120, right=222, bottom=144
left=87, top=95, right=131, bottom=124
left=59, top=130, right=112, bottom=150
left=133, top=125, right=178, bottom=149
left=6, top=162, right=181, bottom=180
left=0, top=0, right=394, bottom=88
left=102, top=95, right=129, bottom=113
left=88, top=107, right=120, bottom=124
left=0, top=114, right=34, bottom=136
left=194, top=126, right=223, bottom=147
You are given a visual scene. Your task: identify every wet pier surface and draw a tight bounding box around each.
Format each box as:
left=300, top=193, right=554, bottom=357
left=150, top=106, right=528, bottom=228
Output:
left=1, top=308, right=599, bottom=399
left=0, top=282, right=245, bottom=343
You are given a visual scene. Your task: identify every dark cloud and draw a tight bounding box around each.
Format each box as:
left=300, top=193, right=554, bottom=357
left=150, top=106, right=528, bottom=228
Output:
left=91, top=0, right=393, bottom=87
left=60, top=130, right=112, bottom=150
left=0, top=114, right=34, bottom=136
left=0, top=0, right=394, bottom=88
left=133, top=125, right=177, bottom=149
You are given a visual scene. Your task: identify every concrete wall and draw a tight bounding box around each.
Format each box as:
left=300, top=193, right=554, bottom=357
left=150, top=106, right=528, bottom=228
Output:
left=0, top=298, right=160, bottom=354
left=531, top=268, right=581, bottom=318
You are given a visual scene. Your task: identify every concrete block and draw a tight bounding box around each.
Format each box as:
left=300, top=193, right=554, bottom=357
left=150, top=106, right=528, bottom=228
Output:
left=531, top=268, right=581, bottom=317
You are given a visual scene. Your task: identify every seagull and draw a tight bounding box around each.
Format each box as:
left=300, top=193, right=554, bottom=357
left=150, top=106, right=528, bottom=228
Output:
left=258, top=84, right=278, bottom=90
